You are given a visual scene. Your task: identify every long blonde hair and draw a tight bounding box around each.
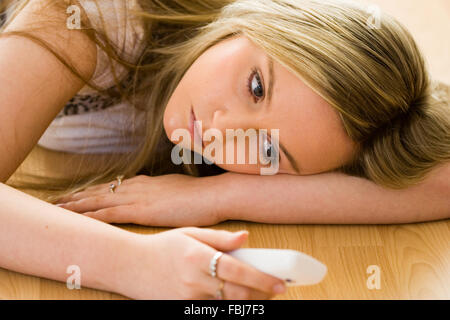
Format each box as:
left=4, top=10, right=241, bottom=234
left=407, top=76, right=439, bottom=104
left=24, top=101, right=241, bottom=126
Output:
left=2, top=0, right=449, bottom=203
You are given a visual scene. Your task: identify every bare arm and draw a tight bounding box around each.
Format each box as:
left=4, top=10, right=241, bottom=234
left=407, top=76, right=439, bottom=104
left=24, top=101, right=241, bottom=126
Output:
left=216, top=162, right=450, bottom=224
left=0, top=0, right=96, bottom=182
left=0, top=182, right=138, bottom=293
left=0, top=182, right=287, bottom=300
left=0, top=1, right=126, bottom=294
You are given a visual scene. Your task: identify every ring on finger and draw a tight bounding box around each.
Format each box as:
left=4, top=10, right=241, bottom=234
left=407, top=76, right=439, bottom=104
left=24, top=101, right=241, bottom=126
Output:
left=209, top=251, right=224, bottom=278
left=109, top=175, right=125, bottom=193
left=109, top=183, right=116, bottom=193
left=116, top=175, right=124, bottom=186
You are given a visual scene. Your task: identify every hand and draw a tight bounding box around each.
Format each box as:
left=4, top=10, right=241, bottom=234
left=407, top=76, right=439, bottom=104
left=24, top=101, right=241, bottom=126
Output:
left=117, top=227, right=287, bottom=299
left=54, top=174, right=225, bottom=227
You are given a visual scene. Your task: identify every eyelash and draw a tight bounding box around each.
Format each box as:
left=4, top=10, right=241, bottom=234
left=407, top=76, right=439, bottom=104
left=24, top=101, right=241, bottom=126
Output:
left=247, top=67, right=264, bottom=103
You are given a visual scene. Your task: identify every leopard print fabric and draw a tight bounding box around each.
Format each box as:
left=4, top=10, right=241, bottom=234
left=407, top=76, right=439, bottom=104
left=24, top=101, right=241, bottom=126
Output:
left=56, top=71, right=135, bottom=118
left=55, top=93, right=121, bottom=118
left=0, top=6, right=124, bottom=119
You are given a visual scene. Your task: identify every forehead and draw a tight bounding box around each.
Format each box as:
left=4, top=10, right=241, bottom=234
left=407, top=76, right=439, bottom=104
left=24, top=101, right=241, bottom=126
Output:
left=272, top=61, right=342, bottom=129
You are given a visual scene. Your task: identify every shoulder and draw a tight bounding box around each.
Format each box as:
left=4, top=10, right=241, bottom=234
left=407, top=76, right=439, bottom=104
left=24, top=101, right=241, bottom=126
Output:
left=3, top=0, right=97, bottom=83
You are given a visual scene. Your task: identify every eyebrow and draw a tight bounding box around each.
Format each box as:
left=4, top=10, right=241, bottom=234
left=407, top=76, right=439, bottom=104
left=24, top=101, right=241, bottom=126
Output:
left=266, top=56, right=301, bottom=175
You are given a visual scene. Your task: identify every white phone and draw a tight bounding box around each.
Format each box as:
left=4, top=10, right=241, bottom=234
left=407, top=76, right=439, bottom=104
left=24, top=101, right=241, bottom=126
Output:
left=226, top=248, right=327, bottom=286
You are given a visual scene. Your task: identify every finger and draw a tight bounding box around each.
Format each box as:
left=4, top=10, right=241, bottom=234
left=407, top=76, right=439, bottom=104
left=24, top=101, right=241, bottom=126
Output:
left=204, top=277, right=273, bottom=300
left=181, top=228, right=286, bottom=295
left=55, top=192, right=80, bottom=204
left=57, top=194, right=136, bottom=213
left=82, top=178, right=134, bottom=194
left=55, top=187, right=110, bottom=204
left=214, top=253, right=286, bottom=296
left=55, top=178, right=133, bottom=203
left=83, top=205, right=139, bottom=223
left=223, top=281, right=273, bottom=300
left=55, top=183, right=111, bottom=203
left=56, top=190, right=103, bottom=204
left=180, top=227, right=249, bottom=252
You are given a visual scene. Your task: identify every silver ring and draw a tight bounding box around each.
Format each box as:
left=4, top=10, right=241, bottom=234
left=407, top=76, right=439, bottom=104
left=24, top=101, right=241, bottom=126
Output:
left=109, top=183, right=116, bottom=193
left=209, top=251, right=224, bottom=278
left=116, top=175, right=124, bottom=186
left=110, top=175, right=124, bottom=193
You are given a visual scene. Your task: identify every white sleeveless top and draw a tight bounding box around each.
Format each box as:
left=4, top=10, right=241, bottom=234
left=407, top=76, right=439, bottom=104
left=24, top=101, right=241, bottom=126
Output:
left=37, top=0, right=148, bottom=154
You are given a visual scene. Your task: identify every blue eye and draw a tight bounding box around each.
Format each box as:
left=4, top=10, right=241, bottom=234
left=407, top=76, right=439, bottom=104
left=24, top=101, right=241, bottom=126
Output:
left=260, top=131, right=279, bottom=163
left=247, top=68, right=264, bottom=102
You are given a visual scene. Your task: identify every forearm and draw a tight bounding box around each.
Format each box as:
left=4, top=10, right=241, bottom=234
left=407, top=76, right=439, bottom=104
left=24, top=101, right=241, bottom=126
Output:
left=0, top=182, right=138, bottom=293
left=214, top=166, right=450, bottom=224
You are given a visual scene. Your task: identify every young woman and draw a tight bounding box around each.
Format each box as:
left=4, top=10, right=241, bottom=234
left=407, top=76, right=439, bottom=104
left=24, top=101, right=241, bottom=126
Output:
left=53, top=0, right=449, bottom=226
left=0, top=0, right=448, bottom=299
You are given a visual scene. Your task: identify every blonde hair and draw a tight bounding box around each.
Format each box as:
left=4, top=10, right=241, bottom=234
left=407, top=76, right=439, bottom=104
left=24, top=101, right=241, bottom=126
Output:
left=2, top=0, right=449, bottom=203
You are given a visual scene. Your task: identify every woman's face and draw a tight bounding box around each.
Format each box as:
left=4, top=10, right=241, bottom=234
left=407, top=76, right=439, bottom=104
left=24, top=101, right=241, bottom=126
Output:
left=163, top=35, right=357, bottom=175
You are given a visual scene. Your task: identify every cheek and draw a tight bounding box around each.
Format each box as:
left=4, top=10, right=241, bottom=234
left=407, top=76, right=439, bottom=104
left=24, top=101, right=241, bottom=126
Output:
left=287, top=101, right=354, bottom=173
left=295, top=128, right=355, bottom=174
left=163, top=77, right=191, bottom=141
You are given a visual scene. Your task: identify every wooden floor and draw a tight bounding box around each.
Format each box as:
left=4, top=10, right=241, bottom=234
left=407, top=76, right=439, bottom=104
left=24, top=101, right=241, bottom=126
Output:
left=1, top=0, right=449, bottom=300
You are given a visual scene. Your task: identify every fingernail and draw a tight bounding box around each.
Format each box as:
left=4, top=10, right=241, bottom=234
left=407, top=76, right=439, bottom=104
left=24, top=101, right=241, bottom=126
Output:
left=55, top=203, right=64, bottom=207
left=273, top=283, right=286, bottom=294
left=235, top=230, right=249, bottom=236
